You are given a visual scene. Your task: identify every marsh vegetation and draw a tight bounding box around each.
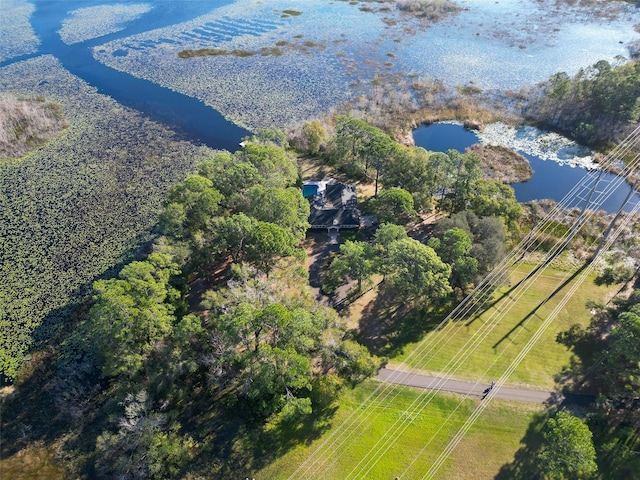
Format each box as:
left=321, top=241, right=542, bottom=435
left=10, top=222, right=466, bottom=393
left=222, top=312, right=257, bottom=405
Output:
left=177, top=38, right=326, bottom=59
left=0, top=94, right=68, bottom=159
left=0, top=55, right=213, bottom=380
left=57, top=3, right=152, bottom=45
left=1, top=0, right=39, bottom=62
left=396, top=0, right=462, bottom=22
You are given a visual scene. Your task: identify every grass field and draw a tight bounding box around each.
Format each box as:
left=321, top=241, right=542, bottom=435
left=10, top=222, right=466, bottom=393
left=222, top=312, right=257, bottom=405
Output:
left=389, top=262, right=615, bottom=389
left=256, top=261, right=613, bottom=478
left=256, top=380, right=543, bottom=479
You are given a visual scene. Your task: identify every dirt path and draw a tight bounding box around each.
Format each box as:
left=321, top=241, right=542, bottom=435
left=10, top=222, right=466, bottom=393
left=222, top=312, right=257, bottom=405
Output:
left=376, top=367, right=594, bottom=405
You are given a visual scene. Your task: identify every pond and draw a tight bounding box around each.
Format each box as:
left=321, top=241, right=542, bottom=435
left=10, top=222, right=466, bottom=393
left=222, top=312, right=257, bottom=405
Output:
left=412, top=123, right=640, bottom=214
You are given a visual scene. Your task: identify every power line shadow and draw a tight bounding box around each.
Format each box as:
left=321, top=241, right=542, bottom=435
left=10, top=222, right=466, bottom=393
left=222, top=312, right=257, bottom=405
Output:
left=492, top=263, right=588, bottom=350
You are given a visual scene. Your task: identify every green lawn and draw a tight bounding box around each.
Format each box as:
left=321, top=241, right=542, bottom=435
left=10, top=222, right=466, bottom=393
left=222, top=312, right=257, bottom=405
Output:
left=256, top=380, right=543, bottom=479
left=390, top=262, right=614, bottom=389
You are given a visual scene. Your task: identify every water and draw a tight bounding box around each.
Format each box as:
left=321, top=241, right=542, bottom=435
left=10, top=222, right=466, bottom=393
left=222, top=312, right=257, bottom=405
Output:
left=15, top=0, right=251, bottom=152
left=6, top=0, right=640, bottom=147
left=4, top=1, right=640, bottom=210
left=87, top=0, right=640, bottom=131
left=395, top=0, right=638, bottom=91
left=412, top=123, right=640, bottom=214
left=412, top=123, right=479, bottom=154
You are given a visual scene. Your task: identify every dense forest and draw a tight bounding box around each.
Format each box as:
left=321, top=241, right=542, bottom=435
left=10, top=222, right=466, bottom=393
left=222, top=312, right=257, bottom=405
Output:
left=523, top=59, right=640, bottom=147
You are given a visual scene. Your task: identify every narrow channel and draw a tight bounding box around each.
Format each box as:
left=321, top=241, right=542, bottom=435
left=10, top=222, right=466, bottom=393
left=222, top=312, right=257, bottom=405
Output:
left=25, top=0, right=249, bottom=152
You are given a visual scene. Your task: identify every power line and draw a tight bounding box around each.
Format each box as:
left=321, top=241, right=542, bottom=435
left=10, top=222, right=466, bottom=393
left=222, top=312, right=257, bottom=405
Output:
left=289, top=125, right=640, bottom=479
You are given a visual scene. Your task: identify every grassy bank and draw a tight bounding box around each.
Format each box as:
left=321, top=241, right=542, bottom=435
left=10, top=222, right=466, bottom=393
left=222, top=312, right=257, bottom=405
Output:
left=0, top=94, right=68, bottom=159
left=0, top=444, right=68, bottom=480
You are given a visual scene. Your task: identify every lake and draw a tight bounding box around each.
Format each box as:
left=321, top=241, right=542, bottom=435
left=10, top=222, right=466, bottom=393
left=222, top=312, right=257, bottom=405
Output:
left=88, top=0, right=640, bottom=130
left=413, top=123, right=640, bottom=214
left=5, top=0, right=640, bottom=142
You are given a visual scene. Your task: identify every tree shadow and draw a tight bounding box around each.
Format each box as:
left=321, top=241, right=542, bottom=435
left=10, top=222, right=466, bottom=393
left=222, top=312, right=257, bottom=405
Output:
left=0, top=349, right=66, bottom=458
left=188, top=399, right=339, bottom=479
left=354, top=287, right=450, bottom=358
left=0, top=342, right=109, bottom=464
left=249, top=403, right=340, bottom=470
left=494, top=410, right=550, bottom=480
left=492, top=263, right=588, bottom=350
left=305, top=231, right=340, bottom=292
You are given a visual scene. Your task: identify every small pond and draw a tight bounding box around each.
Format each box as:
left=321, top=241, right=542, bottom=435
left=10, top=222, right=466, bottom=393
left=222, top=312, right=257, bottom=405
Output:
left=412, top=123, right=640, bottom=214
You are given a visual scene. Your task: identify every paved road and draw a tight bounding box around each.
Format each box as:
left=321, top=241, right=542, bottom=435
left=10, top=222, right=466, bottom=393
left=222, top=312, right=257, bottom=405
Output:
left=375, top=367, right=594, bottom=405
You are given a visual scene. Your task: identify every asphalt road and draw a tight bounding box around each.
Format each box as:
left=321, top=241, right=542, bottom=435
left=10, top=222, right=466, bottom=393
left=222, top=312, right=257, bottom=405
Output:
left=376, top=367, right=594, bottom=405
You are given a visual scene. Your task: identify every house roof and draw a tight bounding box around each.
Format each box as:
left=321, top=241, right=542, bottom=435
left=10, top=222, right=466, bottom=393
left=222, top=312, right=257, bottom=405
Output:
left=304, top=179, right=362, bottom=229
left=325, top=183, right=357, bottom=209
left=308, top=207, right=361, bottom=228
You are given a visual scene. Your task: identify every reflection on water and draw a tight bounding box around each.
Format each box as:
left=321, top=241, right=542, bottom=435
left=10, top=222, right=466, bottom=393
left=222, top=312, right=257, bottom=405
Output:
left=413, top=122, right=479, bottom=154
left=21, top=0, right=250, bottom=151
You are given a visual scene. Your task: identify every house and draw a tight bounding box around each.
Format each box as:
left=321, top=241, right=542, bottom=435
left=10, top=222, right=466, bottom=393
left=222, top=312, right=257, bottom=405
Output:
left=303, top=178, right=362, bottom=231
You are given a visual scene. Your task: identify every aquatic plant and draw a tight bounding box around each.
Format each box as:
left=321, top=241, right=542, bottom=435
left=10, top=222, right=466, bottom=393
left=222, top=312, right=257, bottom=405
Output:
left=1, top=0, right=40, bottom=62
left=477, top=122, right=597, bottom=168
left=177, top=48, right=256, bottom=58
left=92, top=0, right=386, bottom=130
left=91, top=0, right=640, bottom=135
left=178, top=37, right=327, bottom=59
left=0, top=55, right=213, bottom=379
left=396, top=0, right=462, bottom=22
left=58, top=3, right=153, bottom=44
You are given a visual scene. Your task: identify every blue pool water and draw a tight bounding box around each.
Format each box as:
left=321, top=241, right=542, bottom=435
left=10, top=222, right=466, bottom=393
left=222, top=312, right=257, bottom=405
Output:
left=303, top=185, right=319, bottom=198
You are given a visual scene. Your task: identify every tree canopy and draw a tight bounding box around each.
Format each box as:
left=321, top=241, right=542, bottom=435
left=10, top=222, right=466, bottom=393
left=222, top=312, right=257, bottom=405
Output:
left=433, top=210, right=507, bottom=277
left=537, top=410, right=598, bottom=480
left=369, top=186, right=417, bottom=225
left=83, top=253, right=180, bottom=378
left=428, top=227, right=478, bottom=292
left=384, top=237, right=452, bottom=304
left=527, top=59, right=640, bottom=146
left=241, top=185, right=310, bottom=242
left=158, top=174, right=223, bottom=240
left=157, top=141, right=306, bottom=277
left=323, top=240, right=376, bottom=294
left=203, top=266, right=377, bottom=420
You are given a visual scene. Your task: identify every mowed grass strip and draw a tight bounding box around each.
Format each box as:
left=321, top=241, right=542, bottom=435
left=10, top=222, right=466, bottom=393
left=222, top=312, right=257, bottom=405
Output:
left=256, top=380, right=543, bottom=479
left=391, top=262, right=615, bottom=389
